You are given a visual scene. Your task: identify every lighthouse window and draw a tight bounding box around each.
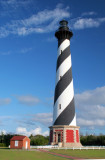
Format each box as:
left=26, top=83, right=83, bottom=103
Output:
left=61, top=50, right=62, bottom=54
left=60, top=76, right=62, bottom=80
left=59, top=104, right=61, bottom=109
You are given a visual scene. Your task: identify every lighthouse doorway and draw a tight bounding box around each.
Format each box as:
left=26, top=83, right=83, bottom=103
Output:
left=58, top=133, right=61, bottom=142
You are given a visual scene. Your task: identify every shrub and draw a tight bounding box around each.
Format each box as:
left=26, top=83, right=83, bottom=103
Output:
left=0, top=143, right=6, bottom=147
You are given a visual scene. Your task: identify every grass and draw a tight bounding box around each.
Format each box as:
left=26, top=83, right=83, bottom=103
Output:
left=0, top=148, right=67, bottom=160
left=51, top=149, right=105, bottom=159
left=0, top=148, right=105, bottom=159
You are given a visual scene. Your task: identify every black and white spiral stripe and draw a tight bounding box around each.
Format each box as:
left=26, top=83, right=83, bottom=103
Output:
left=53, top=39, right=76, bottom=126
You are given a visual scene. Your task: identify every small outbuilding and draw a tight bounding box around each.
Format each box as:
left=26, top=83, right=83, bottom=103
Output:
left=10, top=136, right=30, bottom=149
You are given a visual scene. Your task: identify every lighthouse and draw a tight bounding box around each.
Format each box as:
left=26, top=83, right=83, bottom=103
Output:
left=49, top=20, right=81, bottom=147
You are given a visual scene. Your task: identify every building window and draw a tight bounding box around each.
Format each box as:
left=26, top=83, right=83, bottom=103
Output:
left=59, top=104, right=61, bottom=109
left=15, top=141, right=18, bottom=147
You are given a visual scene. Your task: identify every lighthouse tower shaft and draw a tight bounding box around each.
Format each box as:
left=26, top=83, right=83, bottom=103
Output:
left=49, top=20, right=81, bottom=147
left=53, top=20, right=76, bottom=126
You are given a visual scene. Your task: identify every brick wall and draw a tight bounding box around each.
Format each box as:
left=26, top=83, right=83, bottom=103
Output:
left=66, top=130, right=74, bottom=143
left=23, top=137, right=30, bottom=149
left=50, top=130, right=53, bottom=142
left=76, top=130, right=79, bottom=143
left=10, top=140, right=23, bottom=149
left=10, top=137, right=30, bottom=149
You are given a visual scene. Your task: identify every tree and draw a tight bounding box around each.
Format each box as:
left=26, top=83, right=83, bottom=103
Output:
left=80, top=134, right=105, bottom=146
left=29, top=135, right=49, bottom=146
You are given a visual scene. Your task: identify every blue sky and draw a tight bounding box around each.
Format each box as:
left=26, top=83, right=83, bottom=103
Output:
left=0, top=0, right=105, bottom=136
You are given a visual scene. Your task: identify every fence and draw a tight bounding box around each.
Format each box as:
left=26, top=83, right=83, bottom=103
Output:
left=30, top=145, right=105, bottom=150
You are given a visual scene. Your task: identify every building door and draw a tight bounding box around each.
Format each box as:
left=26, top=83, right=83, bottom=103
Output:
left=26, top=141, right=28, bottom=149
left=58, top=133, right=61, bottom=142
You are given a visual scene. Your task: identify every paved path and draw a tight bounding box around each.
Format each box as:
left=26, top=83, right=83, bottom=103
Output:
left=37, top=149, right=84, bottom=160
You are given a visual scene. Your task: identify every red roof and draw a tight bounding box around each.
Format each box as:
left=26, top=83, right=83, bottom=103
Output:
left=11, top=136, right=26, bottom=141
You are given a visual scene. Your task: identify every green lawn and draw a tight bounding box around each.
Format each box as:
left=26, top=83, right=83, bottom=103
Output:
left=0, top=148, right=105, bottom=159
left=51, top=149, right=105, bottom=159
left=0, top=148, right=67, bottom=160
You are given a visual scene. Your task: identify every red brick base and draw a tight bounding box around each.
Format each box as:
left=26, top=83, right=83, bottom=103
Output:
left=49, top=125, right=82, bottom=147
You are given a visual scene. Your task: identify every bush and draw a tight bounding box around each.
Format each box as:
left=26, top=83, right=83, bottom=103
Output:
left=80, top=135, right=105, bottom=146
left=30, top=135, right=49, bottom=146
left=0, top=143, right=6, bottom=147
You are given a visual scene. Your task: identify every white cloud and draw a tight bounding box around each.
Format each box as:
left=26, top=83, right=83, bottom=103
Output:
left=16, top=95, right=40, bottom=106
left=47, top=37, right=55, bottom=42
left=0, top=27, right=9, bottom=38
left=77, top=118, right=105, bottom=127
left=20, top=47, right=32, bottom=54
left=0, top=116, right=12, bottom=119
left=32, top=113, right=53, bottom=126
left=43, top=130, right=49, bottom=136
left=0, top=48, right=32, bottom=56
left=1, top=0, right=16, bottom=5
left=77, top=105, right=105, bottom=120
left=0, top=116, right=13, bottom=128
left=16, top=127, right=27, bottom=134
left=0, top=2, right=105, bottom=36
left=0, top=130, right=7, bottom=135
left=81, top=11, right=97, bottom=16
left=0, top=51, right=11, bottom=55
left=0, top=0, right=32, bottom=7
left=73, top=18, right=105, bottom=29
left=75, top=86, right=105, bottom=106
left=16, top=127, right=49, bottom=136
left=0, top=0, right=33, bottom=17
left=0, top=5, right=70, bottom=38
left=75, top=86, right=105, bottom=131
left=0, top=98, right=11, bottom=106
left=15, top=113, right=52, bottom=129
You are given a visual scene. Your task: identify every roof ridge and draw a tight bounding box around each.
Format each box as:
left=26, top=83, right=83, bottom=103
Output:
left=11, top=135, right=28, bottom=141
